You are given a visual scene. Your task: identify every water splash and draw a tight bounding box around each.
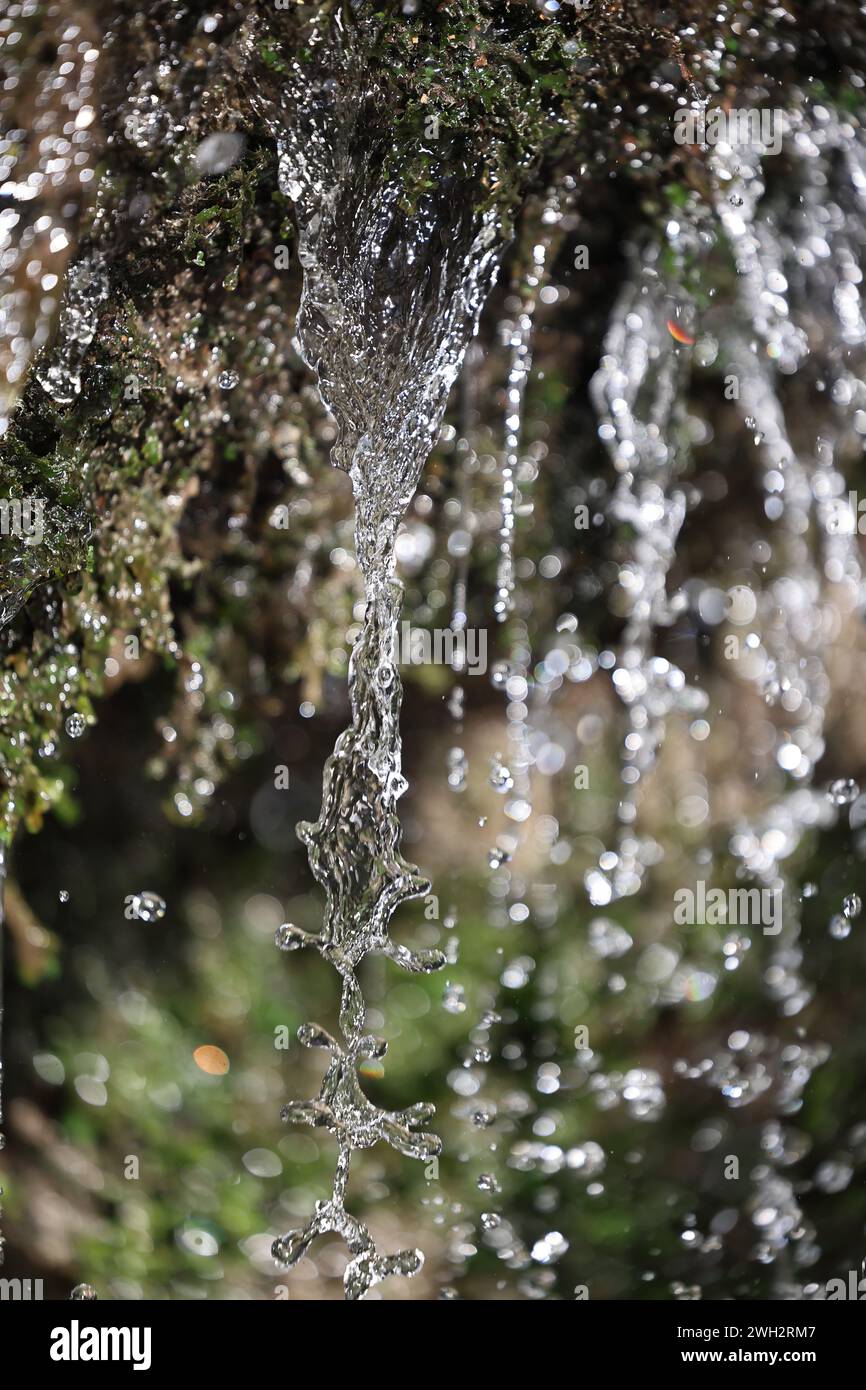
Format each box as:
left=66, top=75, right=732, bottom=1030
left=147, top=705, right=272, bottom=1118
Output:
left=33, top=253, right=109, bottom=406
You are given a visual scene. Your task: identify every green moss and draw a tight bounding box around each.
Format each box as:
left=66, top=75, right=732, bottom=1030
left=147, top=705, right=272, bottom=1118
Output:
left=258, top=38, right=287, bottom=73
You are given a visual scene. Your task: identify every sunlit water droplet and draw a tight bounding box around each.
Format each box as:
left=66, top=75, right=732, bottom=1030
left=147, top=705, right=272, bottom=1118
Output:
left=829, top=913, right=852, bottom=941
left=828, top=778, right=860, bottom=806
left=130, top=891, right=166, bottom=923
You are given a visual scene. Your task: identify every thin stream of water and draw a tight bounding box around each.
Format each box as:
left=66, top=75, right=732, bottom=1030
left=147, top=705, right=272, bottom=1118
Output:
left=586, top=242, right=707, bottom=907
left=268, top=23, right=506, bottom=1297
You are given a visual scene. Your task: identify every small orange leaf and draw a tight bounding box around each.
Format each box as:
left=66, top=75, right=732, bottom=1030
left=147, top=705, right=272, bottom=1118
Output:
left=194, top=1045, right=230, bottom=1075
left=666, top=319, right=695, bottom=346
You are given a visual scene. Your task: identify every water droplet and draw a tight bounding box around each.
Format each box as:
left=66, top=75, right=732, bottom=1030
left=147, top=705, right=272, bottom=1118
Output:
left=447, top=747, right=468, bottom=792
left=489, top=757, right=514, bottom=794
left=828, top=778, right=860, bottom=806
left=130, top=891, right=166, bottom=923
left=242, top=1148, right=283, bottom=1178
left=531, top=1231, right=569, bottom=1264
left=447, top=686, right=464, bottom=720
left=472, top=1104, right=496, bottom=1128
left=275, top=922, right=308, bottom=951
left=70, top=1284, right=98, bottom=1300
left=443, top=981, right=466, bottom=1014
left=176, top=1224, right=220, bottom=1257
left=814, top=1158, right=853, bottom=1194
left=64, top=713, right=87, bottom=739
left=477, top=1172, right=501, bottom=1193
left=194, top=131, right=245, bottom=176
left=218, top=369, right=239, bottom=390
left=829, top=914, right=852, bottom=941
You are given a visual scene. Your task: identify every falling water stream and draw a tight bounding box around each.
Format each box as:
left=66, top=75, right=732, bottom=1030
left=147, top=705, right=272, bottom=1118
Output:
left=264, top=22, right=505, bottom=1297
